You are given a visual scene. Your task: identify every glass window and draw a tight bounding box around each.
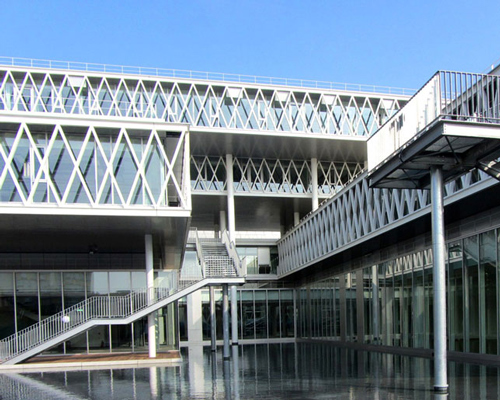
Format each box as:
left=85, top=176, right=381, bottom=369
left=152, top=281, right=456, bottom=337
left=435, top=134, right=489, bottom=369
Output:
left=109, top=272, right=131, bottom=295
left=481, top=230, right=497, bottom=354
left=241, top=290, right=255, bottom=339
left=15, top=272, right=39, bottom=330
left=448, top=241, right=464, bottom=351
left=464, top=236, right=480, bottom=353
left=280, top=290, right=294, bottom=338
left=0, top=272, right=15, bottom=337
left=237, top=248, right=258, bottom=275
left=131, top=271, right=147, bottom=291
left=39, top=272, right=62, bottom=320
left=86, top=272, right=108, bottom=296
left=254, top=291, right=267, bottom=338
left=267, top=290, right=280, bottom=338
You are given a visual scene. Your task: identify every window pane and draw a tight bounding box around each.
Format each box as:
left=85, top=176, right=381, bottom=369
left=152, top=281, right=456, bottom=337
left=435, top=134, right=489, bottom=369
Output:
left=16, top=272, right=39, bottom=330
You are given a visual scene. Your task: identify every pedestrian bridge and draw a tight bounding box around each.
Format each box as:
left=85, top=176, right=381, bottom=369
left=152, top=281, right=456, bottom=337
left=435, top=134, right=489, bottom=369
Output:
left=278, top=70, right=500, bottom=280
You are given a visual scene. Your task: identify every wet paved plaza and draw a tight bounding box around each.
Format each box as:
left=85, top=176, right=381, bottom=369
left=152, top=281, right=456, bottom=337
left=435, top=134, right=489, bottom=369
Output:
left=1, top=343, right=500, bottom=399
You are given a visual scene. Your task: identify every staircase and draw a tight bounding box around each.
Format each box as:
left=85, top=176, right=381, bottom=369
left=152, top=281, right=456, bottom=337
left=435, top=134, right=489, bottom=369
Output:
left=0, top=230, right=245, bottom=365
left=201, top=241, right=237, bottom=277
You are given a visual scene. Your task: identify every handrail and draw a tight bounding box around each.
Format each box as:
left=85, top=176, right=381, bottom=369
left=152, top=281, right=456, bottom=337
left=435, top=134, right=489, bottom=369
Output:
left=193, top=228, right=206, bottom=278
left=0, top=281, right=197, bottom=363
left=0, top=56, right=415, bottom=95
left=221, top=229, right=246, bottom=277
left=368, top=70, right=500, bottom=173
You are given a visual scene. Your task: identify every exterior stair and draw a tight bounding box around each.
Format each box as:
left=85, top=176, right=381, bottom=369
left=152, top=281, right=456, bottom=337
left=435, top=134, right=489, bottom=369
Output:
left=0, top=231, right=245, bottom=365
left=201, top=241, right=237, bottom=277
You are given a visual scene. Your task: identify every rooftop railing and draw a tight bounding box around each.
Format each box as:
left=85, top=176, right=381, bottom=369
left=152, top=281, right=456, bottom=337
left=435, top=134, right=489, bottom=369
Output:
left=0, top=56, right=415, bottom=96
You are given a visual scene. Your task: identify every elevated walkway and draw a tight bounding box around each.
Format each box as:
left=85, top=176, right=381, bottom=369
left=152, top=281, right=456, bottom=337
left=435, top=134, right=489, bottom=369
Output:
left=278, top=70, right=500, bottom=280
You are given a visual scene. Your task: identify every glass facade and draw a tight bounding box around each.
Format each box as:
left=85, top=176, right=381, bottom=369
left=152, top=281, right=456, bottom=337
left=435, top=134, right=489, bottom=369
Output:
left=190, top=288, right=296, bottom=343
left=0, top=270, right=178, bottom=354
left=298, top=226, right=500, bottom=357
left=0, top=128, right=187, bottom=208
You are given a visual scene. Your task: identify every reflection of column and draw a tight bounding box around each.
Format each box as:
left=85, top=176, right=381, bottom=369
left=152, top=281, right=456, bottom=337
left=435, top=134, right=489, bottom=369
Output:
left=223, top=284, right=230, bottom=359
left=226, top=154, right=236, bottom=243
left=223, top=359, right=232, bottom=400
left=146, top=234, right=156, bottom=358
left=188, top=345, right=205, bottom=397
left=232, top=345, right=240, bottom=400
left=211, top=351, right=217, bottom=397
left=231, top=285, right=238, bottom=345
left=210, top=286, right=216, bottom=351
left=311, top=158, right=318, bottom=211
left=149, top=367, right=159, bottom=399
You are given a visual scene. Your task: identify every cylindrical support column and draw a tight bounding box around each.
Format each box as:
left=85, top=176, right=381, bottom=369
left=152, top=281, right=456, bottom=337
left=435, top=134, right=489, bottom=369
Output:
left=220, top=210, right=227, bottom=237
left=430, top=166, right=448, bottom=393
left=210, top=285, right=216, bottom=352
left=293, top=198, right=300, bottom=226
left=372, top=265, right=379, bottom=344
left=145, top=234, right=156, bottom=358
left=231, top=285, right=238, bottom=345
left=222, top=284, right=230, bottom=359
left=226, top=154, right=236, bottom=243
left=311, top=158, right=319, bottom=211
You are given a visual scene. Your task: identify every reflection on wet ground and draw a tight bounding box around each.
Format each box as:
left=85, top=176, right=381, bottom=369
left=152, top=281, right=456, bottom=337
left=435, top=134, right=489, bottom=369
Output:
left=1, top=343, right=500, bottom=399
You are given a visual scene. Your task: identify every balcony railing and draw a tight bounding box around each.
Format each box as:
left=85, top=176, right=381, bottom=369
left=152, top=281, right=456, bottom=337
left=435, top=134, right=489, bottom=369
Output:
left=368, top=71, right=500, bottom=173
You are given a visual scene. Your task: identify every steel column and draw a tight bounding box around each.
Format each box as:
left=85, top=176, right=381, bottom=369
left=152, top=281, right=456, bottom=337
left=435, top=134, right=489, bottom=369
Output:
left=226, top=154, right=236, bottom=243
left=222, top=284, right=230, bottom=359
left=145, top=234, right=156, bottom=358
left=210, top=286, right=216, bottom=351
left=231, top=285, right=238, bottom=345
left=430, top=166, right=448, bottom=393
left=311, top=158, right=319, bottom=211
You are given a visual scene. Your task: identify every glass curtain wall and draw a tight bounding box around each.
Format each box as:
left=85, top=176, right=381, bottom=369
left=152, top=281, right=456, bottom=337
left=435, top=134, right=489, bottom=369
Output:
left=196, top=288, right=296, bottom=342
left=298, top=226, right=500, bottom=357
left=0, top=270, right=179, bottom=355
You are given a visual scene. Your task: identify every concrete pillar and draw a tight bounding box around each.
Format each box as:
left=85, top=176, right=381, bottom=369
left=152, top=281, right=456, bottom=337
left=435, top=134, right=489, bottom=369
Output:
left=430, top=165, right=448, bottom=393
left=226, top=154, right=236, bottom=243
left=231, top=285, right=238, bottom=345
left=145, top=234, right=156, bottom=358
left=311, top=158, right=319, bottom=211
left=222, top=284, right=230, bottom=359
left=187, top=291, right=203, bottom=344
left=220, top=210, right=227, bottom=236
left=293, top=198, right=300, bottom=226
left=210, top=285, right=216, bottom=351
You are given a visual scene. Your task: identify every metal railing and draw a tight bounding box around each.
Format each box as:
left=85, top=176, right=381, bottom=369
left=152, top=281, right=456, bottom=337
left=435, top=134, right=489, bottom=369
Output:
left=368, top=71, right=500, bottom=172
left=221, top=229, right=246, bottom=277
left=0, top=56, right=415, bottom=95
left=193, top=228, right=206, bottom=278
left=0, top=286, right=176, bottom=363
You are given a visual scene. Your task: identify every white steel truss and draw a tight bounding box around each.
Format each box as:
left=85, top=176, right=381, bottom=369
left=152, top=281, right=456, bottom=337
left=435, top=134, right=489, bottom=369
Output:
left=0, top=117, right=191, bottom=215
left=277, top=169, right=496, bottom=277
left=191, top=155, right=364, bottom=196
left=0, top=66, right=408, bottom=137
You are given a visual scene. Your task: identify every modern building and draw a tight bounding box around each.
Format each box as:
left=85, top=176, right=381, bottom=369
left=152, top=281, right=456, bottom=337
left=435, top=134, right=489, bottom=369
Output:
left=0, top=57, right=499, bottom=374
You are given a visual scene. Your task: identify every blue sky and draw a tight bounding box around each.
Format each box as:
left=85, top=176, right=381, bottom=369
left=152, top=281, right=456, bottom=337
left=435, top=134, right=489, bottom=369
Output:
left=2, top=0, right=500, bottom=91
